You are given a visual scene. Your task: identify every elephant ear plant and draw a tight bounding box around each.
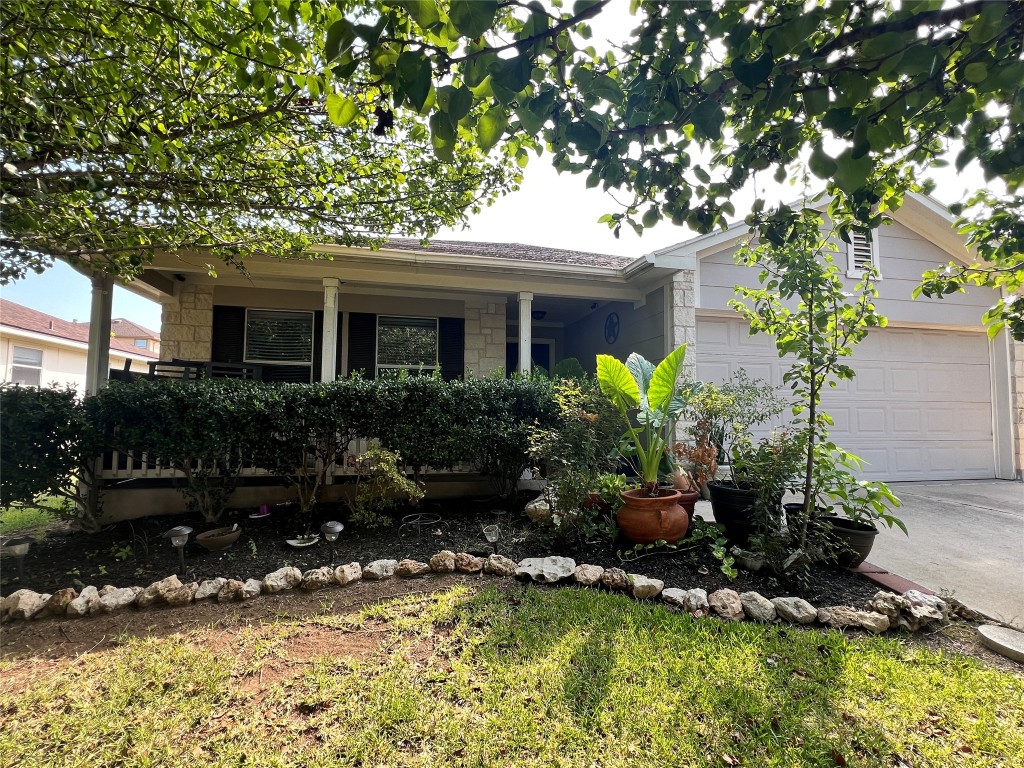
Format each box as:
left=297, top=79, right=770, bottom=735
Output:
left=596, top=345, right=689, bottom=496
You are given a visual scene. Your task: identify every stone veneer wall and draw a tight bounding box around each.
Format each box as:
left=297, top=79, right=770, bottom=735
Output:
left=159, top=284, right=214, bottom=362
left=1013, top=339, right=1024, bottom=479
left=669, top=270, right=698, bottom=380
left=464, top=297, right=507, bottom=377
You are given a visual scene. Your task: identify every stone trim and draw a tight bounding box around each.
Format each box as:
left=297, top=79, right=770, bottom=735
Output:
left=159, top=284, right=214, bottom=362
left=464, top=298, right=507, bottom=377
left=668, top=270, right=697, bottom=380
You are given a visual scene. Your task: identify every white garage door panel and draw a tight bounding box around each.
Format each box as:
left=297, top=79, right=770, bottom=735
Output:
left=696, top=317, right=995, bottom=481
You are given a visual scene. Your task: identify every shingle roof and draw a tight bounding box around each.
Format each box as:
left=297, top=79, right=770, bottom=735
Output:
left=0, top=299, right=159, bottom=358
left=108, top=317, right=160, bottom=340
left=384, top=238, right=632, bottom=268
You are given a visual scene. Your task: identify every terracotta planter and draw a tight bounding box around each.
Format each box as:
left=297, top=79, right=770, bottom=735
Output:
left=616, top=488, right=689, bottom=545
left=582, top=492, right=612, bottom=516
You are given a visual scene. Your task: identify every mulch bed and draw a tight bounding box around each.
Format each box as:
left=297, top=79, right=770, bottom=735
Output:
left=2, top=494, right=876, bottom=609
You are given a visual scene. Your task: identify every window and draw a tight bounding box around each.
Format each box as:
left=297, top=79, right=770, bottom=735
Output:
left=134, top=339, right=148, bottom=348
left=244, top=309, right=314, bottom=364
left=376, top=316, right=438, bottom=374
left=11, top=346, right=42, bottom=387
left=847, top=230, right=880, bottom=278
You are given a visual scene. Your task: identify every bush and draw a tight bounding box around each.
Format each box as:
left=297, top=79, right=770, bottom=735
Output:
left=0, top=384, right=102, bottom=529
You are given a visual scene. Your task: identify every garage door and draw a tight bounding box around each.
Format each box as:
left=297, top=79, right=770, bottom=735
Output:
left=696, top=316, right=995, bottom=481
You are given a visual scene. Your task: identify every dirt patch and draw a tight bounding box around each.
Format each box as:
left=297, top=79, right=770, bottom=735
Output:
left=0, top=573, right=479, bottom=663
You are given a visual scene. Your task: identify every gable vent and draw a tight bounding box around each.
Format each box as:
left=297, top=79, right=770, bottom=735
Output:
left=848, top=230, right=877, bottom=275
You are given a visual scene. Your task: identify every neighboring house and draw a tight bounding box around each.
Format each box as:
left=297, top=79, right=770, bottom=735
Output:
left=110, top=317, right=161, bottom=356
left=86, top=193, right=1022, bottom=492
left=0, top=299, right=159, bottom=395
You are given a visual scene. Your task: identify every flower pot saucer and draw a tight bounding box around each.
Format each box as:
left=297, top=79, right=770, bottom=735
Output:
left=286, top=535, right=320, bottom=548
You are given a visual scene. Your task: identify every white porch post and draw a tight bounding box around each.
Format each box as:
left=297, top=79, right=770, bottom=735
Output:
left=518, top=291, right=533, bottom=375
left=85, top=273, right=114, bottom=395
left=321, top=278, right=340, bottom=382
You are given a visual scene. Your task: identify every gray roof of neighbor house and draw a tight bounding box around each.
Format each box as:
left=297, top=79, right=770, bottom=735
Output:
left=384, top=238, right=632, bottom=268
left=0, top=299, right=159, bottom=358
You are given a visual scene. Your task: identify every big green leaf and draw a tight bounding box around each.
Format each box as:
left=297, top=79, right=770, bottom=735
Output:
left=449, top=0, right=498, bottom=39
left=647, top=344, right=687, bottom=410
left=596, top=354, right=640, bottom=412
left=476, top=106, right=507, bottom=152
left=326, top=94, right=358, bottom=126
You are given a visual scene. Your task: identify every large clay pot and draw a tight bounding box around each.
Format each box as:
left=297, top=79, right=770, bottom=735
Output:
left=617, top=488, right=689, bottom=545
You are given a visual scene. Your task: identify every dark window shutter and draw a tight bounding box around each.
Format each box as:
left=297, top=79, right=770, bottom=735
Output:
left=336, top=312, right=344, bottom=377
left=438, top=317, right=465, bottom=380
left=261, top=365, right=312, bottom=383
left=312, top=310, right=324, bottom=381
left=211, top=306, right=245, bottom=363
left=347, top=312, right=377, bottom=378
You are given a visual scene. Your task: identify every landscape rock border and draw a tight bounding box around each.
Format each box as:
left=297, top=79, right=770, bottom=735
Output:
left=0, top=551, right=952, bottom=635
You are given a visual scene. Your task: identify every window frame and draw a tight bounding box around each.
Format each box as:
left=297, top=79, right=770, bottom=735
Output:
left=375, top=315, right=439, bottom=376
left=846, top=230, right=881, bottom=279
left=10, top=345, right=43, bottom=388
left=242, top=308, right=315, bottom=366
left=134, top=338, right=148, bottom=348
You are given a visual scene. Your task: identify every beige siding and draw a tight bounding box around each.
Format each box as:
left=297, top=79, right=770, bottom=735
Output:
left=564, top=287, right=665, bottom=372
left=698, top=220, right=995, bottom=326
left=0, top=333, right=149, bottom=396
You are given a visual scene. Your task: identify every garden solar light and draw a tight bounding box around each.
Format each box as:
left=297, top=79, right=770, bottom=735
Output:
left=162, top=525, right=193, bottom=575
left=1, top=535, right=34, bottom=583
left=320, top=521, right=344, bottom=563
left=483, top=524, right=501, bottom=555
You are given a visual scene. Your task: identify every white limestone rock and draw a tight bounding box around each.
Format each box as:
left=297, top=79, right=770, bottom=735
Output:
left=241, top=578, right=263, bottom=599
left=4, top=589, right=49, bottom=621
left=396, top=559, right=431, bottom=578
left=363, top=559, right=398, bottom=580
left=334, top=562, right=362, bottom=586
left=630, top=575, right=664, bottom=600
left=300, top=567, right=335, bottom=590
left=740, top=591, right=777, bottom=623
left=771, top=596, right=817, bottom=625
left=429, top=551, right=456, bottom=573
left=263, top=566, right=303, bottom=593
left=217, top=579, right=247, bottom=602
left=817, top=606, right=890, bottom=634
left=194, top=578, right=227, bottom=601
left=66, top=585, right=99, bottom=617
left=483, top=554, right=518, bottom=577
left=515, top=556, right=576, bottom=583
left=573, top=564, right=605, bottom=587
left=94, top=587, right=142, bottom=614
left=709, top=589, right=744, bottom=621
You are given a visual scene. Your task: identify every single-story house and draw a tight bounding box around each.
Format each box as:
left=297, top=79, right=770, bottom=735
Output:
left=0, top=299, right=159, bottom=396
left=89, top=192, right=1021, bottom=503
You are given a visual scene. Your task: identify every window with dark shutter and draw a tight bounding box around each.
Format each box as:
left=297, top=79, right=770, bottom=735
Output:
left=376, top=316, right=438, bottom=375
left=244, top=309, right=314, bottom=364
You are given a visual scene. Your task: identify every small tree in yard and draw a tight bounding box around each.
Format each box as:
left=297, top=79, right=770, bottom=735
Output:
left=730, top=210, right=904, bottom=559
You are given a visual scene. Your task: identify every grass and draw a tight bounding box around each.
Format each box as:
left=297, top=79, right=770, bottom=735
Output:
left=1, top=585, right=1021, bottom=767
left=0, top=498, right=62, bottom=537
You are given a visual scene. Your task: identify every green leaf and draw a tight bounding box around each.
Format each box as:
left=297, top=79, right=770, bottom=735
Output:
left=833, top=149, right=873, bottom=193
left=397, top=51, right=432, bottom=111
left=965, top=62, right=988, bottom=84
left=732, top=51, right=774, bottom=88
left=251, top=0, right=270, bottom=24
left=596, top=355, right=641, bottom=412
left=566, top=120, right=603, bottom=150
left=476, top=106, right=507, bottom=152
left=326, top=94, right=358, bottom=126
left=397, top=0, right=440, bottom=28
left=861, top=31, right=906, bottom=60
left=647, top=344, right=687, bottom=410
left=809, top=145, right=837, bottom=179
left=691, top=99, right=724, bottom=141
left=449, top=0, right=498, bottom=39
left=437, top=85, right=473, bottom=121
left=325, top=19, right=355, bottom=63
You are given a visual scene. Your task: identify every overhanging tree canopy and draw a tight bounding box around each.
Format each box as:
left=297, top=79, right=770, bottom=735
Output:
left=3, top=0, right=1022, bottom=336
left=0, top=0, right=518, bottom=282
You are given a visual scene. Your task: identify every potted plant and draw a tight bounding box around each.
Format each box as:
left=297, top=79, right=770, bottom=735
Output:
left=710, top=429, right=804, bottom=547
left=596, top=344, right=690, bottom=544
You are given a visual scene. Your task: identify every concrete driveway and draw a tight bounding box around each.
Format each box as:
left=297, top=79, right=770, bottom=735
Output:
left=869, top=480, right=1024, bottom=629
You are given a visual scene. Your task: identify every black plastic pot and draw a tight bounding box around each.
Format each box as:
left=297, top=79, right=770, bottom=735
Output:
left=707, top=482, right=760, bottom=547
left=816, top=515, right=879, bottom=567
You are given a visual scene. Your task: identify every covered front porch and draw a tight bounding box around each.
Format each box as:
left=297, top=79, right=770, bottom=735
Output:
left=91, top=241, right=697, bottom=387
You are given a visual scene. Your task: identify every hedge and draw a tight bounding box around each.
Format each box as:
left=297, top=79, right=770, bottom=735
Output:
left=1, top=375, right=561, bottom=521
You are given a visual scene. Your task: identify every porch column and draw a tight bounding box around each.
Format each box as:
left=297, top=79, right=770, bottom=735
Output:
left=321, top=278, right=340, bottom=382
left=85, top=273, right=113, bottom=395
left=518, top=291, right=533, bottom=374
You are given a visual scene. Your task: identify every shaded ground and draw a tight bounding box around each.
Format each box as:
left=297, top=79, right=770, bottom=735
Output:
left=1, top=496, right=879, bottom=609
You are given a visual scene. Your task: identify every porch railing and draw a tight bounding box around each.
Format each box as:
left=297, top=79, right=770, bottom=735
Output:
left=97, top=438, right=477, bottom=482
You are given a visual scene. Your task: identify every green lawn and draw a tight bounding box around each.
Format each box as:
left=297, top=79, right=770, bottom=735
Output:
left=0, top=499, right=60, bottom=537
left=1, top=585, right=1021, bottom=767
